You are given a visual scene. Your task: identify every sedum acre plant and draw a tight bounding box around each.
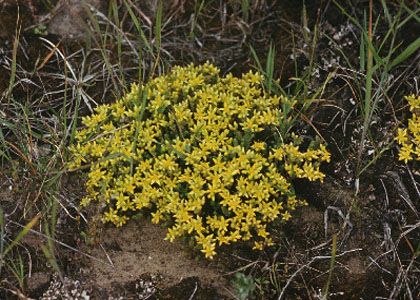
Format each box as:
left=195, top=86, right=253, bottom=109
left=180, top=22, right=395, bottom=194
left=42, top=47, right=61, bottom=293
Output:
left=396, top=94, right=420, bottom=163
left=69, top=63, right=330, bottom=258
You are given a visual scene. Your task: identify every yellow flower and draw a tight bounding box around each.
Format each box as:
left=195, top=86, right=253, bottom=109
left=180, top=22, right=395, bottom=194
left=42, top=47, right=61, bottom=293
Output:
left=396, top=128, right=408, bottom=144
left=282, top=211, right=292, bottom=221
left=253, top=241, right=264, bottom=250
left=395, top=95, right=420, bottom=165
left=174, top=207, right=191, bottom=223
left=151, top=211, right=163, bottom=224
left=245, top=162, right=263, bottom=180
left=257, top=227, right=269, bottom=239
left=196, top=234, right=217, bottom=259
left=206, top=178, right=222, bottom=201
left=115, top=193, right=131, bottom=211
left=69, top=63, right=330, bottom=259
left=319, top=144, right=331, bottom=162
left=399, top=143, right=413, bottom=163
left=302, top=162, right=320, bottom=181
left=406, top=94, right=420, bottom=111
left=251, top=141, right=266, bottom=152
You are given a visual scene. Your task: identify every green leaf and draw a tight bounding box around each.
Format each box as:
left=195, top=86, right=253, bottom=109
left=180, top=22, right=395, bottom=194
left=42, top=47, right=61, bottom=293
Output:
left=231, top=272, right=256, bottom=300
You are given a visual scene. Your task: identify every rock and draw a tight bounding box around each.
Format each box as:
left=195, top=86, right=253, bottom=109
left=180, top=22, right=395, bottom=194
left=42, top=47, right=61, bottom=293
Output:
left=47, top=0, right=104, bottom=40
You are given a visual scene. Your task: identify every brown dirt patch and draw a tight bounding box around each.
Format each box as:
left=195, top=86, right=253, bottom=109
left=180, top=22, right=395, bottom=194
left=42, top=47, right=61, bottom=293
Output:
left=85, top=219, right=229, bottom=293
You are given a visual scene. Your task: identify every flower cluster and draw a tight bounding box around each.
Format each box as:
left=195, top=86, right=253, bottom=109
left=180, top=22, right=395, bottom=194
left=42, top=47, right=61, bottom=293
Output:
left=69, top=63, right=330, bottom=258
left=395, top=95, right=420, bottom=163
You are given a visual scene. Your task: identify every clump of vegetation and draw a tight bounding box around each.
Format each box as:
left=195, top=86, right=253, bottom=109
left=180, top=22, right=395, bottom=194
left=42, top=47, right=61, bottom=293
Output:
left=69, top=63, right=330, bottom=258
left=396, top=95, right=420, bottom=163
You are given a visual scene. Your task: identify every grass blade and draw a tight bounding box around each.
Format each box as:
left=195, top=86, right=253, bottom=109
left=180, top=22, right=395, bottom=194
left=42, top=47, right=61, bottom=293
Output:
left=123, top=0, right=153, bottom=55
left=154, top=0, right=163, bottom=52
left=6, top=18, right=20, bottom=103
left=249, top=45, right=263, bottom=71
left=3, top=214, right=41, bottom=257
left=388, top=37, right=420, bottom=71
left=321, top=234, right=337, bottom=299
left=266, top=43, right=275, bottom=93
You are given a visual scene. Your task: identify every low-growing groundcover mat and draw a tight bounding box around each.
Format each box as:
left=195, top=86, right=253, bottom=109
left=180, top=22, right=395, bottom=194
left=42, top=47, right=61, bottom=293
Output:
left=1, top=0, right=419, bottom=298
left=69, top=63, right=331, bottom=259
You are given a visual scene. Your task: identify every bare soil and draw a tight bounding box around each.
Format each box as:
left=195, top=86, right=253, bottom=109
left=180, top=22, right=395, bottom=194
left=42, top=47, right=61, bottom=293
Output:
left=84, top=219, right=229, bottom=297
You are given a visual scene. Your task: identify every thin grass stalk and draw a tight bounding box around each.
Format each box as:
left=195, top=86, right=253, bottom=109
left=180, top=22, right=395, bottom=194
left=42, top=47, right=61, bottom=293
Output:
left=6, top=14, right=20, bottom=103
left=85, top=8, right=122, bottom=99
left=0, top=120, right=12, bottom=162
left=189, top=0, right=205, bottom=39
left=154, top=0, right=162, bottom=51
left=0, top=207, right=4, bottom=275
left=356, top=0, right=373, bottom=180
left=355, top=1, right=419, bottom=179
left=41, top=242, right=62, bottom=281
left=2, top=214, right=40, bottom=257
left=266, top=42, right=275, bottom=93
left=137, top=37, right=144, bottom=84
left=321, top=234, right=337, bottom=299
left=7, top=254, right=25, bottom=289
left=111, top=0, right=127, bottom=91
left=151, top=0, right=163, bottom=77
left=241, top=0, right=250, bottom=22
left=123, top=0, right=154, bottom=56
left=62, top=51, right=69, bottom=142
